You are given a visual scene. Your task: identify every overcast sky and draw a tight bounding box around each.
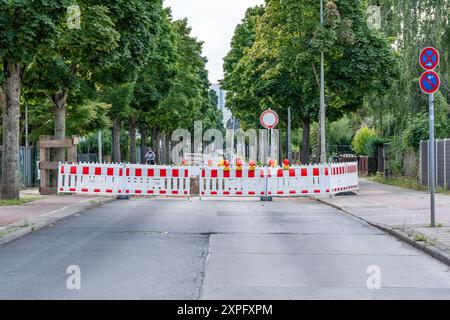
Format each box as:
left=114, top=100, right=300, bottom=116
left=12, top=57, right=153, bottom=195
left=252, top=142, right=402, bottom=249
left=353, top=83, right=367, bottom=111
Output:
left=164, top=0, right=265, bottom=84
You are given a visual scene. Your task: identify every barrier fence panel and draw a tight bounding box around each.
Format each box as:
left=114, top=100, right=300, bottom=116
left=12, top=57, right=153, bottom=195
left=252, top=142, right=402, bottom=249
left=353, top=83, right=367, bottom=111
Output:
left=124, top=164, right=190, bottom=196
left=200, top=167, right=266, bottom=197
left=329, top=162, right=359, bottom=195
left=58, top=163, right=191, bottom=197
left=266, top=165, right=330, bottom=196
left=58, top=163, right=124, bottom=195
left=58, top=162, right=359, bottom=198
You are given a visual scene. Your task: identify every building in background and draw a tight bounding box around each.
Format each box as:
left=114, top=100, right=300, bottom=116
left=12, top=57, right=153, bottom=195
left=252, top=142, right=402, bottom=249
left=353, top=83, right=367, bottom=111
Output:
left=211, top=83, right=232, bottom=128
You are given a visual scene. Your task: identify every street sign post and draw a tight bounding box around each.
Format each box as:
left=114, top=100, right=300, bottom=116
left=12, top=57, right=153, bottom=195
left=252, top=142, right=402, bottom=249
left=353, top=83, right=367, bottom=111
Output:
left=419, top=71, right=440, bottom=95
left=419, top=47, right=440, bottom=227
left=420, top=47, right=440, bottom=71
left=260, top=109, right=279, bottom=164
left=260, top=109, right=279, bottom=129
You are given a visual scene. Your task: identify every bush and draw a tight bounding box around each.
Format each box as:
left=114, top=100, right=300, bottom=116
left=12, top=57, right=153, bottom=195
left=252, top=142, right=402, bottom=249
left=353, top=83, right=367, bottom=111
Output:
left=351, top=126, right=377, bottom=156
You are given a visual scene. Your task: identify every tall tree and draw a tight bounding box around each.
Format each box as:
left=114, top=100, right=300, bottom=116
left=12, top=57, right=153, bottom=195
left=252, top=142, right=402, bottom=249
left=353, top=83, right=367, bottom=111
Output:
left=0, top=0, right=68, bottom=199
left=26, top=3, right=120, bottom=161
left=223, top=1, right=398, bottom=163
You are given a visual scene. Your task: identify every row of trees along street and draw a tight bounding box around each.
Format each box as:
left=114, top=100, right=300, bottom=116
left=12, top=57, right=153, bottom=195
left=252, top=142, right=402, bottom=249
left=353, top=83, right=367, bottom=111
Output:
left=0, top=1, right=223, bottom=200
left=1, top=0, right=450, bottom=200
left=223, top=0, right=450, bottom=173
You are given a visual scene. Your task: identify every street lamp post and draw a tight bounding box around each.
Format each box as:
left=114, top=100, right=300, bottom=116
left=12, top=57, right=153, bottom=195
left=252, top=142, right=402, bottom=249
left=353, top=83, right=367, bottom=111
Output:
left=319, top=0, right=326, bottom=163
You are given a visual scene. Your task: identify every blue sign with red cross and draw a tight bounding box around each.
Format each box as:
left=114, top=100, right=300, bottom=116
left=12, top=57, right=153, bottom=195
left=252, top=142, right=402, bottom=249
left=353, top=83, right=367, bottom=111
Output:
left=420, top=71, right=440, bottom=94
left=420, top=47, right=439, bottom=70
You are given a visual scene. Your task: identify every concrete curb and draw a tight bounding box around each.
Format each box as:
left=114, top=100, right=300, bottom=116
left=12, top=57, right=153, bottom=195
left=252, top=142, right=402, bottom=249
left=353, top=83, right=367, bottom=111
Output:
left=0, top=197, right=115, bottom=246
left=313, top=197, right=450, bottom=267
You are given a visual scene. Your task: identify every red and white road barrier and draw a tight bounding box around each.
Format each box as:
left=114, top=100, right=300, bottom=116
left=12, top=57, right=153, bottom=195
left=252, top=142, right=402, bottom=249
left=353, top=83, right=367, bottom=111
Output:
left=329, top=162, right=359, bottom=195
left=200, top=167, right=266, bottom=197
left=58, top=162, right=358, bottom=198
left=266, top=165, right=330, bottom=196
left=58, top=163, right=191, bottom=197
left=124, top=164, right=190, bottom=196
left=58, top=163, right=124, bottom=195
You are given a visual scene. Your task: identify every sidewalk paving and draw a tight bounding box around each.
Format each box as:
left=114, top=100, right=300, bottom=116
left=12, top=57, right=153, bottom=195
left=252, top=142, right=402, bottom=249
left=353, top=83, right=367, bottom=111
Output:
left=0, top=189, right=114, bottom=244
left=316, top=178, right=450, bottom=264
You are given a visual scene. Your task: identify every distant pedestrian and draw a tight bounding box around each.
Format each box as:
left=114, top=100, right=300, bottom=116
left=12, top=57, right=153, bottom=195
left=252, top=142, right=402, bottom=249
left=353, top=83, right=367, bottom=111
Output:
left=145, top=148, right=156, bottom=165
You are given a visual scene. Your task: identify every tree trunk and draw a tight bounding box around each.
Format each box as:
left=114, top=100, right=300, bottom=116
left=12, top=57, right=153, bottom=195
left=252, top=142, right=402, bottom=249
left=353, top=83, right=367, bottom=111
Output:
left=1, top=61, right=23, bottom=200
left=153, top=129, right=160, bottom=164
left=52, top=91, right=68, bottom=163
left=300, top=118, right=310, bottom=164
left=128, top=115, right=137, bottom=164
left=112, top=119, right=121, bottom=163
left=140, top=127, right=147, bottom=164
left=165, top=133, right=171, bottom=164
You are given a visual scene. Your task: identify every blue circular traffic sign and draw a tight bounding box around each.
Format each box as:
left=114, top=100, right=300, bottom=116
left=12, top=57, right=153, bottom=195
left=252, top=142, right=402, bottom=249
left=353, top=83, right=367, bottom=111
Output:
left=420, top=71, right=440, bottom=94
left=420, top=47, right=439, bottom=70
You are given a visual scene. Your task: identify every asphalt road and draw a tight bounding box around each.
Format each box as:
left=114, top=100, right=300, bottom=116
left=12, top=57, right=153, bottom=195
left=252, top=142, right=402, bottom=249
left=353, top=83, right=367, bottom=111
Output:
left=0, top=197, right=449, bottom=299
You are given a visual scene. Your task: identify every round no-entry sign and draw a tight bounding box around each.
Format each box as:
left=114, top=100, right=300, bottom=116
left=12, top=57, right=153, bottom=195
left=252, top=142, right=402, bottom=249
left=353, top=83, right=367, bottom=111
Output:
left=419, top=47, right=439, bottom=70
left=260, top=109, right=279, bottom=129
left=420, top=71, right=440, bottom=94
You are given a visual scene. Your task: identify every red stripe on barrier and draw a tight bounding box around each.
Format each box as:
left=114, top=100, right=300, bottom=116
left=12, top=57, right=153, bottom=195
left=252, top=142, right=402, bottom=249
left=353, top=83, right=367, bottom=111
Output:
left=184, top=191, right=188, bottom=195
left=60, top=166, right=65, bottom=174
left=94, top=189, right=101, bottom=193
left=119, top=169, right=123, bottom=176
left=160, top=169, right=167, bottom=177
left=248, top=191, right=256, bottom=195
left=313, top=168, right=319, bottom=176
left=202, top=170, right=205, bottom=178
left=289, top=169, right=295, bottom=177
left=70, top=188, right=76, bottom=192
left=301, top=169, right=308, bottom=177
left=236, top=170, right=242, bottom=178
left=172, top=169, right=179, bottom=178
left=95, top=167, right=102, bottom=175
left=325, top=168, right=329, bottom=176
left=314, top=190, right=321, bottom=193
left=107, top=168, right=114, bottom=176
left=135, top=190, right=142, bottom=194
left=248, top=170, right=255, bottom=178
left=126, top=168, right=130, bottom=177
left=82, top=188, right=88, bottom=193
left=302, top=190, right=308, bottom=194
left=148, top=169, right=154, bottom=177
left=185, top=170, right=189, bottom=178
left=211, top=191, right=218, bottom=195
left=277, top=191, right=284, bottom=195
left=211, top=170, right=218, bottom=178
left=70, top=166, right=77, bottom=175
left=60, top=187, right=64, bottom=191
left=224, top=171, right=230, bottom=178
left=277, top=169, right=283, bottom=178
left=172, top=191, right=179, bottom=195
left=290, top=190, right=296, bottom=194
left=136, top=169, right=142, bottom=177
left=106, top=189, right=113, bottom=193
left=223, top=191, right=230, bottom=195
left=160, top=190, right=167, bottom=194
left=147, top=190, right=154, bottom=194
left=83, top=167, right=89, bottom=175
left=236, top=191, right=243, bottom=195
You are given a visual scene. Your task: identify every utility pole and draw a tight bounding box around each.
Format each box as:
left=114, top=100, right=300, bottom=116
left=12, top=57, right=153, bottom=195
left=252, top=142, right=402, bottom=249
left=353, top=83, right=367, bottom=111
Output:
left=429, top=93, right=436, bottom=227
left=287, top=107, right=292, bottom=163
left=98, top=131, right=103, bottom=163
left=320, top=0, right=327, bottom=163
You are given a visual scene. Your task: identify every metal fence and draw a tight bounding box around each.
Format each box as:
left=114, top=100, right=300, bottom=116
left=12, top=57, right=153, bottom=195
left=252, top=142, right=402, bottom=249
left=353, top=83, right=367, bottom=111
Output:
left=420, top=139, right=450, bottom=190
left=0, top=146, right=37, bottom=187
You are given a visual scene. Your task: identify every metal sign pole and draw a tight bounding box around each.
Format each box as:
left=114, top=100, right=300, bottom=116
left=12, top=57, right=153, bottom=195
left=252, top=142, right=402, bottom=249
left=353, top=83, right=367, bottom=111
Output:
left=429, top=93, right=436, bottom=227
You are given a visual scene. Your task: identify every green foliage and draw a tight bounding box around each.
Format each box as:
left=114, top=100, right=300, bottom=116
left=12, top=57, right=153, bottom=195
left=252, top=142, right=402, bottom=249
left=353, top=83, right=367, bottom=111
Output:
left=351, top=125, right=377, bottom=155
left=223, top=0, right=398, bottom=159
